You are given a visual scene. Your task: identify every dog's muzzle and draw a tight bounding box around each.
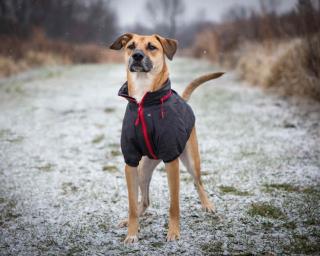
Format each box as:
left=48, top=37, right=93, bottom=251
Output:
left=129, top=50, right=153, bottom=72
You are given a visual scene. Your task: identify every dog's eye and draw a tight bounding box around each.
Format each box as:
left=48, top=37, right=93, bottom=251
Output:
left=147, top=43, right=157, bottom=51
left=127, top=43, right=135, bottom=50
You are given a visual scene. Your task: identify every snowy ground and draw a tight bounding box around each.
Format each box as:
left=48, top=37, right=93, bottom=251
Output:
left=0, top=58, right=319, bottom=255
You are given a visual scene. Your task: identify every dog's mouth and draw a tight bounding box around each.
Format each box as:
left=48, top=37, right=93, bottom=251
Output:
left=128, top=57, right=153, bottom=73
left=129, top=62, right=148, bottom=72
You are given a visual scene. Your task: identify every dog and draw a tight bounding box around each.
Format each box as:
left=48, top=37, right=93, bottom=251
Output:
left=109, top=33, right=224, bottom=244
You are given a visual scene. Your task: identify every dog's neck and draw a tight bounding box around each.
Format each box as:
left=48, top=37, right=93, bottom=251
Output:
left=127, top=63, right=169, bottom=103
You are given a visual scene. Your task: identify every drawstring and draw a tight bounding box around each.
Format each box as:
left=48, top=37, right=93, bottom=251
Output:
left=160, top=90, right=172, bottom=119
left=160, top=97, right=165, bottom=118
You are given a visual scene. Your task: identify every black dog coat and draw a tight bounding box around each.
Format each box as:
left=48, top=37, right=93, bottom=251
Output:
left=118, top=79, right=195, bottom=167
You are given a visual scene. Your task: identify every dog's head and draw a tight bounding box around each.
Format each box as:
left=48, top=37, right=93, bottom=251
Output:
left=109, top=33, right=177, bottom=74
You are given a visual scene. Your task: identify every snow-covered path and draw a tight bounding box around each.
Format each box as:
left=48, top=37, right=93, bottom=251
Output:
left=1, top=58, right=319, bottom=255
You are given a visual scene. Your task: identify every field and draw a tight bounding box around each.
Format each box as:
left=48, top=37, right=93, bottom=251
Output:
left=0, top=58, right=319, bottom=255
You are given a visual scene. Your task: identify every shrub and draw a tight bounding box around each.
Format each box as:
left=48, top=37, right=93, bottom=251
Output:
left=0, top=30, right=122, bottom=77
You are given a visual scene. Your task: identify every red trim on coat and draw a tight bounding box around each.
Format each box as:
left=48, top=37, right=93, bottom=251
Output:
left=134, top=89, right=172, bottom=160
left=135, top=93, right=158, bottom=159
left=139, top=104, right=158, bottom=159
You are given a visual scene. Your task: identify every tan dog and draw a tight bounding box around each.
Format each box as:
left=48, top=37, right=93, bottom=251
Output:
left=110, top=33, right=223, bottom=244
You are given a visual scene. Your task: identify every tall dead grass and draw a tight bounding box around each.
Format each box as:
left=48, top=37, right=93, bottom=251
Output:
left=191, top=0, right=320, bottom=101
left=237, top=35, right=320, bottom=100
left=0, top=30, right=122, bottom=77
left=193, top=29, right=320, bottom=101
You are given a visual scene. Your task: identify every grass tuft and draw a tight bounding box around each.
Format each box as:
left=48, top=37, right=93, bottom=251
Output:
left=219, top=185, right=251, bottom=196
left=36, top=163, right=54, bottom=172
left=263, top=183, right=299, bottom=193
left=61, top=182, right=78, bottom=195
left=263, top=183, right=320, bottom=195
left=302, top=187, right=319, bottom=195
left=104, top=107, right=115, bottom=113
left=151, top=241, right=165, bottom=248
left=0, top=199, right=21, bottom=225
left=200, top=241, right=223, bottom=254
left=286, top=234, right=320, bottom=254
left=92, top=134, right=104, bottom=144
left=248, top=202, right=285, bottom=219
left=102, top=165, right=118, bottom=172
left=110, top=150, right=121, bottom=157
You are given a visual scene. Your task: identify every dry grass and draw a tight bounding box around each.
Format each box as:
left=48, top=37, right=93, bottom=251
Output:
left=0, top=30, right=122, bottom=77
left=193, top=29, right=320, bottom=101
left=0, top=56, right=27, bottom=77
left=236, top=40, right=294, bottom=86
left=236, top=36, right=320, bottom=100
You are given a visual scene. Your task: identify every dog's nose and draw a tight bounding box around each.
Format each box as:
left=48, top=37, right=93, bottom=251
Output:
left=132, top=50, right=144, bottom=61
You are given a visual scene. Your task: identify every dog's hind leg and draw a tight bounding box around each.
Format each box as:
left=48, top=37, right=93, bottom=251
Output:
left=180, top=127, right=216, bottom=213
left=138, top=156, right=161, bottom=216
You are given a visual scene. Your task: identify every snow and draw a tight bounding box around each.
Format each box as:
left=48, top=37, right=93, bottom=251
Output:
left=0, top=58, right=319, bottom=255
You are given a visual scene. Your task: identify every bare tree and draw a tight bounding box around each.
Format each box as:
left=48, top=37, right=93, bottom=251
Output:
left=145, top=0, right=185, bottom=37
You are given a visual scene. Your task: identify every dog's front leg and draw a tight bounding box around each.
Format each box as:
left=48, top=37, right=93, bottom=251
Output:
left=165, top=158, right=180, bottom=241
left=124, top=164, right=139, bottom=244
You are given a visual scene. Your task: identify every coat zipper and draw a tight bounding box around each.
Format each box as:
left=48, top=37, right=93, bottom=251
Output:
left=121, top=90, right=172, bottom=160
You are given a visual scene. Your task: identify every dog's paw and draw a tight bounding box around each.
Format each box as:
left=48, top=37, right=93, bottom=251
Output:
left=124, top=234, right=138, bottom=244
left=202, top=202, right=216, bottom=213
left=118, top=219, right=128, bottom=228
left=166, top=228, right=180, bottom=241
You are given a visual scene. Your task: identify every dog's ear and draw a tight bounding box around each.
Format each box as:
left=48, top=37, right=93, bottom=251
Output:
left=155, top=35, right=178, bottom=60
left=109, top=33, right=133, bottom=50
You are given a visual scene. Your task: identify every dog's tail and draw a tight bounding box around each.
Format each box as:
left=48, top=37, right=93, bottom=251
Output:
left=181, top=72, right=224, bottom=102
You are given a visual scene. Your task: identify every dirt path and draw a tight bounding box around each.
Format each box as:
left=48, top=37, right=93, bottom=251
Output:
left=0, top=58, right=319, bottom=255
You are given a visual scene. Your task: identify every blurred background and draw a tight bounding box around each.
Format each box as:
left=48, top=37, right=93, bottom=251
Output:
left=0, top=0, right=319, bottom=99
left=1, top=2, right=320, bottom=254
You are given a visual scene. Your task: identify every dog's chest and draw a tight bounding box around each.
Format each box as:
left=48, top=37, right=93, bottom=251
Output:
left=130, top=74, right=153, bottom=102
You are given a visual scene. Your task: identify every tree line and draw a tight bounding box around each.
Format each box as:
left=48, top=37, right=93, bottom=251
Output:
left=0, top=0, right=117, bottom=45
left=204, top=0, right=320, bottom=52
